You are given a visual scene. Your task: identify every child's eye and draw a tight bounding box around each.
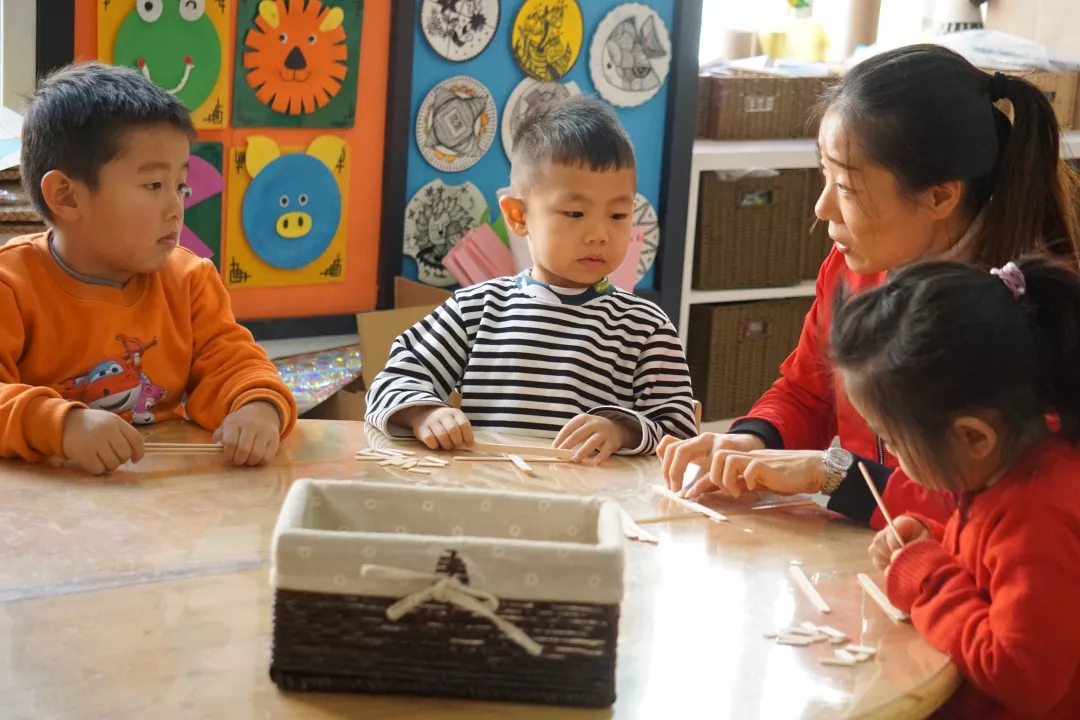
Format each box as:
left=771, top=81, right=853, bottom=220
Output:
left=179, top=184, right=192, bottom=199
left=145, top=182, right=162, bottom=190
left=836, top=183, right=852, bottom=195
left=563, top=211, right=584, bottom=218
left=611, top=213, right=628, bottom=220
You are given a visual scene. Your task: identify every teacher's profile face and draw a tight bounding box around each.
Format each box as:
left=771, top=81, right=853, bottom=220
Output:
left=814, top=112, right=944, bottom=275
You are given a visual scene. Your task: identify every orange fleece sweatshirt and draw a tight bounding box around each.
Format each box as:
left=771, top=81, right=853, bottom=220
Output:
left=0, top=233, right=297, bottom=462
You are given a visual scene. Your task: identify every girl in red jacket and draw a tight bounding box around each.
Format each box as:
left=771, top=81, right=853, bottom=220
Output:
left=831, top=257, right=1080, bottom=720
left=661, top=44, right=1080, bottom=529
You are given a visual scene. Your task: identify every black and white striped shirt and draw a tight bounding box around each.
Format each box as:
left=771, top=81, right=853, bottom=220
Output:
left=366, top=275, right=697, bottom=454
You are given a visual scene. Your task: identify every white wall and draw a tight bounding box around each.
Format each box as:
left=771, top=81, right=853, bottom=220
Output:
left=1, top=0, right=36, bottom=111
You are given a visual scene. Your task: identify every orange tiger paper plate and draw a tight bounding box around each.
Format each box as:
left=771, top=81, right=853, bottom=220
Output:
left=243, top=0, right=348, bottom=115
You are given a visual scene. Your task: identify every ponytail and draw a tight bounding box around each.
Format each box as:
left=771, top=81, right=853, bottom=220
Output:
left=979, top=76, right=1080, bottom=269
left=1017, top=257, right=1080, bottom=440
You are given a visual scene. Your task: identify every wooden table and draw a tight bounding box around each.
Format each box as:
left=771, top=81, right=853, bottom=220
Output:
left=0, top=420, right=959, bottom=720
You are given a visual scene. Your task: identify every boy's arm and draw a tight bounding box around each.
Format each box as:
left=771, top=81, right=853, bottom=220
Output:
left=365, top=298, right=471, bottom=437
left=0, top=283, right=84, bottom=460
left=184, top=262, right=297, bottom=436
left=589, top=320, right=697, bottom=455
left=887, top=515, right=1080, bottom=716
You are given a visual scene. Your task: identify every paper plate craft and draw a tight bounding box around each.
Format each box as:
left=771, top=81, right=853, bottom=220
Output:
left=634, top=193, right=660, bottom=282
left=101, top=0, right=230, bottom=128
left=589, top=3, right=671, bottom=108
left=181, top=142, right=225, bottom=266
left=233, top=0, right=362, bottom=128
left=224, top=135, right=350, bottom=288
left=510, top=0, right=584, bottom=82
left=501, top=78, right=581, bottom=158
left=420, top=0, right=499, bottom=62
left=416, top=76, right=497, bottom=173
left=404, top=179, right=488, bottom=287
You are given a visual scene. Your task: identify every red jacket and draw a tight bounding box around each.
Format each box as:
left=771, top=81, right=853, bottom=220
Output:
left=735, top=248, right=953, bottom=528
left=888, top=438, right=1080, bottom=719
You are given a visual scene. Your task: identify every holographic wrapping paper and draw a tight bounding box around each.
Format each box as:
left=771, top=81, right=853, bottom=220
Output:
left=275, top=345, right=363, bottom=413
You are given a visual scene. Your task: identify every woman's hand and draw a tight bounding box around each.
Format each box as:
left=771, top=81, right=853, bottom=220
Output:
left=683, top=449, right=829, bottom=499
left=658, top=433, right=766, bottom=491
left=869, top=516, right=931, bottom=572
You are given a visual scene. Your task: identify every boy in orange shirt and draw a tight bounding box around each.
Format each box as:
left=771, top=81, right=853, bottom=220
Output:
left=0, top=62, right=296, bottom=474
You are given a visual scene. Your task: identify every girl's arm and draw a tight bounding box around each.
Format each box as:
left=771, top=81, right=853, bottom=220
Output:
left=887, top=516, right=1080, bottom=716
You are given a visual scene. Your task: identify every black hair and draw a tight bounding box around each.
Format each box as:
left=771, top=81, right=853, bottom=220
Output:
left=831, top=257, right=1080, bottom=489
left=21, top=61, right=196, bottom=222
left=819, top=44, right=1080, bottom=269
left=509, top=95, right=636, bottom=191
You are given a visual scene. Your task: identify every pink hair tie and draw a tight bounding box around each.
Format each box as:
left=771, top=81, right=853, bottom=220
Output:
left=991, top=261, right=1026, bottom=298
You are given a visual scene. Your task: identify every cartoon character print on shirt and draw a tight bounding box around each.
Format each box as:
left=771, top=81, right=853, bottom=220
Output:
left=60, top=335, right=170, bottom=425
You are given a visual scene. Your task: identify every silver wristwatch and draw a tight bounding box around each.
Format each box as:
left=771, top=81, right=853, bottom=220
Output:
left=822, top=447, right=854, bottom=496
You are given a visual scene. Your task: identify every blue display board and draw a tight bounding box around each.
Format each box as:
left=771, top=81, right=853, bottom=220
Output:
left=402, top=0, right=676, bottom=292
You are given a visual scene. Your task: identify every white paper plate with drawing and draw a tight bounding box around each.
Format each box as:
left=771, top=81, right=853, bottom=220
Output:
left=404, top=179, right=489, bottom=287
left=501, top=78, right=582, bottom=158
left=634, top=193, right=660, bottom=281
left=416, top=76, right=498, bottom=172
left=589, top=3, right=672, bottom=108
left=420, top=0, right=500, bottom=62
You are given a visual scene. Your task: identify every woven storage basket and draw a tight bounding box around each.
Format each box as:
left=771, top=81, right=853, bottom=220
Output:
left=695, top=169, right=810, bottom=290
left=700, top=73, right=837, bottom=140
left=269, top=480, right=625, bottom=708
left=688, top=297, right=814, bottom=421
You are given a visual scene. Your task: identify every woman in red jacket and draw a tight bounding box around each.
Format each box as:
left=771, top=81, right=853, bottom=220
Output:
left=660, top=44, right=1080, bottom=528
left=836, top=257, right=1080, bottom=719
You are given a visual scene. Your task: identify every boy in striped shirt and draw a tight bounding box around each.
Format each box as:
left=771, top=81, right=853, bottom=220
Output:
left=367, top=96, right=696, bottom=463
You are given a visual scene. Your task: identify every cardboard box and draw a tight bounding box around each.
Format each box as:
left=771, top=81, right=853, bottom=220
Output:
left=986, top=0, right=1080, bottom=62
left=994, top=70, right=1079, bottom=130
left=300, top=277, right=452, bottom=422
left=986, top=1, right=1080, bottom=129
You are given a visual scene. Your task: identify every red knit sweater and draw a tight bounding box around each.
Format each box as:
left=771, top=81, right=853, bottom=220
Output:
left=886, top=437, right=1080, bottom=719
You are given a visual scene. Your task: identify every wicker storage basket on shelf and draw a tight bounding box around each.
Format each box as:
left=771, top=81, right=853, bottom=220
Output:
left=695, top=169, right=812, bottom=290
left=688, top=297, right=814, bottom=421
left=269, top=480, right=625, bottom=708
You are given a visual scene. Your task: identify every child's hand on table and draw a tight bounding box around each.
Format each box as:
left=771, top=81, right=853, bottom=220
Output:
left=61, top=408, right=146, bottom=475
left=554, top=415, right=639, bottom=464
left=869, top=515, right=931, bottom=572
left=401, top=406, right=474, bottom=451
left=214, top=401, right=282, bottom=466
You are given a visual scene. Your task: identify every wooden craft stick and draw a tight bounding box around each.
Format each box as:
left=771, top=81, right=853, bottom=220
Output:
left=834, top=648, right=859, bottom=664
left=789, top=565, right=831, bottom=614
left=417, top=461, right=446, bottom=469
left=379, top=458, right=405, bottom=467
left=424, top=456, right=449, bottom=466
left=820, top=657, right=856, bottom=667
left=845, top=644, right=877, bottom=656
left=464, top=442, right=575, bottom=460
left=616, top=506, right=659, bottom=544
left=144, top=443, right=222, bottom=454
left=402, top=459, right=419, bottom=470
left=407, top=468, right=432, bottom=475
left=651, top=486, right=728, bottom=522
left=507, top=455, right=534, bottom=475
left=632, top=511, right=700, bottom=525
left=452, top=456, right=573, bottom=464
left=858, top=462, right=905, bottom=548
left=857, top=573, right=909, bottom=623
left=777, top=635, right=812, bottom=646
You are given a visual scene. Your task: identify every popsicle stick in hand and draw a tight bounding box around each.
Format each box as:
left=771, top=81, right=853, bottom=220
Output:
left=858, top=462, right=905, bottom=548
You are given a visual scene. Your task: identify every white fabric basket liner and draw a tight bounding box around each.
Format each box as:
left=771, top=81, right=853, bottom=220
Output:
left=272, top=480, right=625, bottom=605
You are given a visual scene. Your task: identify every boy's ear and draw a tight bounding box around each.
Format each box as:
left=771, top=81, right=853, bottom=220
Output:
left=40, top=170, right=83, bottom=223
left=498, top=194, right=528, bottom=237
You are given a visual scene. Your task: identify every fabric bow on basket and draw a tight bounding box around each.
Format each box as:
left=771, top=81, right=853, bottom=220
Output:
left=359, top=564, right=544, bottom=657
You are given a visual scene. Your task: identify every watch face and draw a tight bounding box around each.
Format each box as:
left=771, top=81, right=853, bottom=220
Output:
left=829, top=447, right=854, bottom=467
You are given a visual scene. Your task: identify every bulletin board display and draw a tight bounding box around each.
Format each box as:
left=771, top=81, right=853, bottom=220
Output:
left=401, top=0, right=675, bottom=292
left=74, top=0, right=391, bottom=321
